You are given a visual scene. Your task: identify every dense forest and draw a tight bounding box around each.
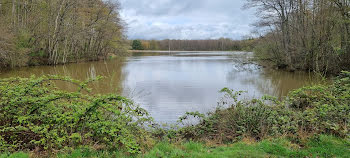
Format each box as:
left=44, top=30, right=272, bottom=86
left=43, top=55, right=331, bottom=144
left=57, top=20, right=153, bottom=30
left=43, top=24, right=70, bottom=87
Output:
left=0, top=0, right=126, bottom=68
left=131, top=38, right=258, bottom=51
left=247, top=0, right=350, bottom=74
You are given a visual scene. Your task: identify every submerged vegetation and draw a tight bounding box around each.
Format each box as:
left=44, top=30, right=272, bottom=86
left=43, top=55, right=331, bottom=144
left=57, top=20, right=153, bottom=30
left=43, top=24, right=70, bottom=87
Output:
left=0, top=0, right=127, bottom=68
left=0, top=72, right=349, bottom=157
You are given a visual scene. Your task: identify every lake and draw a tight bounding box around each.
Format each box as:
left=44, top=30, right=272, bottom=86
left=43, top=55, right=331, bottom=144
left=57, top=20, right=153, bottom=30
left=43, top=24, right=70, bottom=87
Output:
left=0, top=51, right=319, bottom=124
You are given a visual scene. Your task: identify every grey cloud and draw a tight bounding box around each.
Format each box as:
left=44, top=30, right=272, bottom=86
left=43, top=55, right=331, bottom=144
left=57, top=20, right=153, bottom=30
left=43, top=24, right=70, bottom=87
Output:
left=119, top=0, right=257, bottom=40
left=120, top=0, right=201, bottom=16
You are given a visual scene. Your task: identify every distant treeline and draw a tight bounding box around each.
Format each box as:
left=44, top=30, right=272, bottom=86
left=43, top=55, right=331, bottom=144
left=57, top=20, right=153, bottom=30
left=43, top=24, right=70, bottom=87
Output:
left=0, top=0, right=127, bottom=68
left=130, top=39, right=258, bottom=51
left=247, top=0, right=350, bottom=74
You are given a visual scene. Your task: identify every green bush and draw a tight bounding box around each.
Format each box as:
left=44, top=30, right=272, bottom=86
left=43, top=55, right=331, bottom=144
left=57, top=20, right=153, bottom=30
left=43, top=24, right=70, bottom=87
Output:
left=131, top=40, right=144, bottom=50
left=178, top=99, right=299, bottom=143
left=0, top=76, right=152, bottom=153
left=288, top=71, right=350, bottom=137
left=177, top=71, right=350, bottom=143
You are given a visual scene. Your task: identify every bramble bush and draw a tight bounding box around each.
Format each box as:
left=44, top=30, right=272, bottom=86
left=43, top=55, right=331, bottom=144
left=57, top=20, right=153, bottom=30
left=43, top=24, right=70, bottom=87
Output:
left=177, top=71, right=350, bottom=143
left=1, top=72, right=349, bottom=155
left=0, top=76, right=153, bottom=153
left=288, top=71, right=350, bottom=137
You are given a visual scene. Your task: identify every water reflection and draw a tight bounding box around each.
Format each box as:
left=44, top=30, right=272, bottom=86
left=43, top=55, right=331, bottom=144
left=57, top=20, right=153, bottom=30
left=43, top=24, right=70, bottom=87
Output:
left=0, top=52, right=320, bottom=124
left=0, top=58, right=127, bottom=94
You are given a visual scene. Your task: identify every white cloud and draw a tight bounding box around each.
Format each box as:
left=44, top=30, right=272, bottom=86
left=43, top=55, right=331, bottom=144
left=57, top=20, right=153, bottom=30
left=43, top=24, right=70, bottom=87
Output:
left=119, top=0, right=257, bottom=40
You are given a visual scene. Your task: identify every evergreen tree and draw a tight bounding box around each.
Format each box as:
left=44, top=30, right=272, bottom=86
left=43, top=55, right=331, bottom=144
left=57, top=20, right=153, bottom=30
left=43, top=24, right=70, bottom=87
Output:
left=131, top=40, right=144, bottom=50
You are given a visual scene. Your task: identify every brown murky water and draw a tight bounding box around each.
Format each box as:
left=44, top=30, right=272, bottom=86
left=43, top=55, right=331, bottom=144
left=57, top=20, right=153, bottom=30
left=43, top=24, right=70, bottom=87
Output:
left=0, top=51, right=321, bottom=123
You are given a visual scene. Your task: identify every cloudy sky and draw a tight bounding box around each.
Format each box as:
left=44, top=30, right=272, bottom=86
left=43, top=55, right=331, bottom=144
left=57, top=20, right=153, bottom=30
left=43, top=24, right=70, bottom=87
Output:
left=119, top=0, right=257, bottom=40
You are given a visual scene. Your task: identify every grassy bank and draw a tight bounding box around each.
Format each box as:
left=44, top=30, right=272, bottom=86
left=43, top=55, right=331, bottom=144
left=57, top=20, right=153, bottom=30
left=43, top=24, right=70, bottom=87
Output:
left=0, top=72, right=349, bottom=157
left=2, top=135, right=349, bottom=157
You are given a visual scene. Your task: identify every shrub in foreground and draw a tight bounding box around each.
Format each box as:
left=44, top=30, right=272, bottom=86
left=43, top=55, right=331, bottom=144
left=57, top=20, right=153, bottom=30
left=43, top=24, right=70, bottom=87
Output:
left=177, top=71, right=350, bottom=143
left=1, top=72, right=349, bottom=155
left=0, top=76, right=152, bottom=153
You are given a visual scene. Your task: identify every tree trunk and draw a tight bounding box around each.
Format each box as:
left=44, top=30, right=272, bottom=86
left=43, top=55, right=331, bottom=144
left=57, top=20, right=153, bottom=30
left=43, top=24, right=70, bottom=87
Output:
left=12, top=0, right=16, bottom=26
left=0, top=0, right=2, bottom=13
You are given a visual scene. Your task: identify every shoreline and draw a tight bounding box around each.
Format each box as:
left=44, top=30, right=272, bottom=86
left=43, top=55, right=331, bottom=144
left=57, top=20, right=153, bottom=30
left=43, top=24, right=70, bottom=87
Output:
left=128, top=50, right=246, bottom=53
